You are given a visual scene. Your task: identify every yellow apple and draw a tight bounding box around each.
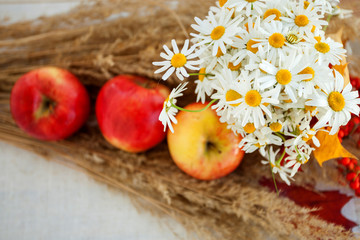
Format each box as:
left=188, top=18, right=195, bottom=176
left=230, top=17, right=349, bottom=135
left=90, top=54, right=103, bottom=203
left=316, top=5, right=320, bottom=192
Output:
left=167, top=102, right=244, bottom=180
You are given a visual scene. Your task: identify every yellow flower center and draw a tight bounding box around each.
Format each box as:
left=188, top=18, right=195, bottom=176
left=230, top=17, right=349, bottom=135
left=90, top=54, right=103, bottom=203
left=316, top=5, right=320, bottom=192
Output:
left=171, top=53, right=187, bottom=68
left=299, top=67, right=315, bottom=82
left=228, top=62, right=242, bottom=71
left=295, top=15, right=309, bottom=27
left=211, top=26, right=226, bottom=40
left=254, top=143, right=262, bottom=148
left=315, top=42, right=330, bottom=54
left=328, top=91, right=345, bottom=112
left=246, top=0, right=257, bottom=2
left=305, top=105, right=316, bottom=112
left=269, top=33, right=285, bottom=48
left=302, top=158, right=309, bottom=164
left=270, top=122, right=282, bottom=132
left=245, top=90, right=262, bottom=107
left=163, top=96, right=170, bottom=110
left=199, top=68, right=206, bottom=82
left=276, top=69, right=292, bottom=85
left=247, top=39, right=259, bottom=54
left=302, top=132, right=314, bottom=142
left=226, top=90, right=242, bottom=107
left=216, top=47, right=224, bottom=57
left=219, top=0, right=227, bottom=7
left=304, top=1, right=310, bottom=9
left=244, top=123, right=256, bottom=134
left=264, top=9, right=282, bottom=20
left=286, top=32, right=301, bottom=44
left=314, top=36, right=322, bottom=42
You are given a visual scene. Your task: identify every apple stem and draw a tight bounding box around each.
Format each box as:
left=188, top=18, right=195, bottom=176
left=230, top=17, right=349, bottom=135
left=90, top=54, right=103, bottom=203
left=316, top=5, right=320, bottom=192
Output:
left=170, top=99, right=218, bottom=113
left=34, top=95, right=57, bottom=120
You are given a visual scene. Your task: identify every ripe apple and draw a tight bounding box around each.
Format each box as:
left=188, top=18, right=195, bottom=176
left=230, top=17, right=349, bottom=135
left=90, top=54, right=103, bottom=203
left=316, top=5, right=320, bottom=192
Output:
left=95, top=75, right=170, bottom=153
left=167, top=102, right=244, bottom=180
left=10, top=67, right=90, bottom=141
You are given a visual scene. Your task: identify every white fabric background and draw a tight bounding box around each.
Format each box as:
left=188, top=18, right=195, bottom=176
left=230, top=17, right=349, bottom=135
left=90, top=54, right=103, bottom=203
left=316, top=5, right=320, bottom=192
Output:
left=0, top=141, right=188, bottom=240
left=0, top=2, right=188, bottom=239
left=0, top=1, right=359, bottom=239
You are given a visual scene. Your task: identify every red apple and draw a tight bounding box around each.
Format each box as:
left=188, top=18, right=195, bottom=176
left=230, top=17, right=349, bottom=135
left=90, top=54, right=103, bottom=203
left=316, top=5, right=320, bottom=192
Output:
left=95, top=75, right=170, bottom=153
left=167, top=102, right=244, bottom=180
left=10, top=67, right=90, bottom=141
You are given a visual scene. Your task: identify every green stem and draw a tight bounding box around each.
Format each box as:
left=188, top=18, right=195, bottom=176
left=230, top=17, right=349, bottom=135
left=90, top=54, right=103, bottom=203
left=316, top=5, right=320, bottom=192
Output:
left=267, top=148, right=279, bottom=196
left=188, top=73, right=215, bottom=77
left=270, top=164, right=279, bottom=196
left=294, top=145, right=303, bottom=161
left=275, top=132, right=286, bottom=142
left=170, top=99, right=218, bottom=113
left=276, top=148, right=286, bottom=165
left=323, top=14, right=333, bottom=32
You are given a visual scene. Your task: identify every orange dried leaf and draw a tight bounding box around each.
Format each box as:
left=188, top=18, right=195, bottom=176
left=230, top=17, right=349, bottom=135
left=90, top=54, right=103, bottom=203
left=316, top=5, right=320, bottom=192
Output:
left=332, top=63, right=348, bottom=77
left=313, top=130, right=358, bottom=166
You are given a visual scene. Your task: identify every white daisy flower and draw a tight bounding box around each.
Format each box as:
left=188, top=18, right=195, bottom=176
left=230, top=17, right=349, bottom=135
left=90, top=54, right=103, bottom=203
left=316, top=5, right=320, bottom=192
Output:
left=283, top=155, right=302, bottom=178
left=217, top=49, right=246, bottom=73
left=211, top=68, right=242, bottom=118
left=261, top=147, right=293, bottom=185
left=153, top=39, right=201, bottom=81
left=285, top=126, right=320, bottom=148
left=268, top=120, right=285, bottom=133
left=286, top=97, right=319, bottom=117
left=194, top=67, right=214, bottom=104
left=234, top=75, right=279, bottom=128
left=225, top=0, right=267, bottom=17
left=297, top=56, right=333, bottom=98
left=210, top=4, right=222, bottom=14
left=306, top=71, right=360, bottom=135
left=239, top=127, right=282, bottom=156
left=218, top=108, right=237, bottom=125
left=305, top=35, right=346, bottom=65
left=282, top=1, right=328, bottom=38
left=255, top=20, right=291, bottom=63
left=332, top=6, right=353, bottom=19
left=243, top=44, right=267, bottom=72
left=191, top=8, right=244, bottom=56
left=284, top=143, right=313, bottom=177
left=159, top=82, right=188, bottom=133
left=152, top=0, right=360, bottom=186
left=262, top=0, right=288, bottom=21
left=196, top=47, right=221, bottom=73
left=231, top=16, right=263, bottom=66
left=282, top=109, right=313, bottom=133
left=258, top=52, right=312, bottom=103
left=314, top=0, right=339, bottom=14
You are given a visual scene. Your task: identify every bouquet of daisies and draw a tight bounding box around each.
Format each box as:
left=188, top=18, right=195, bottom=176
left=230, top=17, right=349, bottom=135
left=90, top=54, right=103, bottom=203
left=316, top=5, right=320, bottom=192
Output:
left=153, top=0, right=360, bottom=185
